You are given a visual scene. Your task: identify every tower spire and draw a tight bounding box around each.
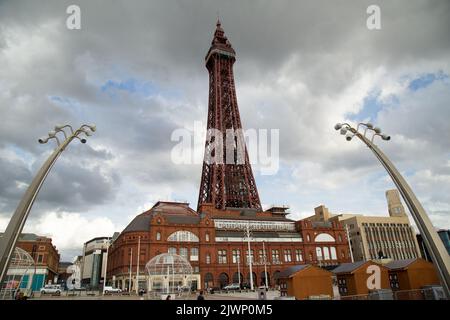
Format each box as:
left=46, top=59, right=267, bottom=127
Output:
left=198, top=21, right=262, bottom=211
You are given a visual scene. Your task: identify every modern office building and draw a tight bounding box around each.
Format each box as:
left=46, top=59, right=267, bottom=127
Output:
left=417, top=229, right=450, bottom=262
left=311, top=189, right=421, bottom=261
left=80, top=237, right=111, bottom=289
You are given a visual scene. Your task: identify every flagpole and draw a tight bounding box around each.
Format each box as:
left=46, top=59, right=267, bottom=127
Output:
left=136, top=236, right=140, bottom=294
left=263, top=241, right=268, bottom=289
left=129, top=248, right=132, bottom=293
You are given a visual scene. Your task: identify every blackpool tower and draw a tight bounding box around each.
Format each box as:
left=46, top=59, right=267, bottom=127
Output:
left=197, top=20, right=262, bottom=211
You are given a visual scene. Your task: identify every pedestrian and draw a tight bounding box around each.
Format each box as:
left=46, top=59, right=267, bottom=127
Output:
left=166, top=294, right=171, bottom=300
left=197, top=290, right=205, bottom=300
left=14, top=289, right=20, bottom=300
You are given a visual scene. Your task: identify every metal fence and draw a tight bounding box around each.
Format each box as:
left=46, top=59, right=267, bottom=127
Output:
left=338, top=287, right=445, bottom=300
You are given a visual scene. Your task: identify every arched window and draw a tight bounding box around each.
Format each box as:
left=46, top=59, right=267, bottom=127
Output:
left=306, top=234, right=311, bottom=242
left=247, top=272, right=257, bottom=286
left=219, top=273, right=229, bottom=288
left=156, top=232, right=161, bottom=241
left=204, top=272, right=214, bottom=288
left=314, top=233, right=335, bottom=242
left=167, top=231, right=199, bottom=242
left=205, top=233, right=210, bottom=242
left=273, top=271, right=281, bottom=285
left=233, top=272, right=243, bottom=284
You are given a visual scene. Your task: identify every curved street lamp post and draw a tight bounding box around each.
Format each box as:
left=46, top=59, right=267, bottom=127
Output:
left=0, top=124, right=96, bottom=287
left=334, top=122, right=450, bottom=299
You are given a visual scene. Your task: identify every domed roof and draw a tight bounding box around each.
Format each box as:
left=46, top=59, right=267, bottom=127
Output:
left=145, top=253, right=193, bottom=276
left=10, top=247, right=35, bottom=268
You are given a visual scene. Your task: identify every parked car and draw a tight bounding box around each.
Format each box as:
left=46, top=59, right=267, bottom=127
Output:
left=103, top=286, right=122, bottom=294
left=223, top=283, right=241, bottom=291
left=40, top=284, right=62, bottom=295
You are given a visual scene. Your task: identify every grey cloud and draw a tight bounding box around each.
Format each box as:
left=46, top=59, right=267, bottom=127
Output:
left=0, top=0, right=449, bottom=258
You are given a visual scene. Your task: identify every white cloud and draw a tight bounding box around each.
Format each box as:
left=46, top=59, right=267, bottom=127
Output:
left=23, top=211, right=117, bottom=259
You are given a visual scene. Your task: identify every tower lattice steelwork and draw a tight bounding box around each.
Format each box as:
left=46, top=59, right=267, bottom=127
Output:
left=197, top=20, right=261, bottom=211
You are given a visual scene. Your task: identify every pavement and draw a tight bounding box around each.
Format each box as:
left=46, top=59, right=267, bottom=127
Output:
left=28, top=290, right=282, bottom=300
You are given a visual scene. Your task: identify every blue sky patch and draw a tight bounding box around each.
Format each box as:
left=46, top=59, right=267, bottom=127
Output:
left=408, top=72, right=449, bottom=91
left=347, top=89, right=385, bottom=123
left=100, top=78, right=181, bottom=100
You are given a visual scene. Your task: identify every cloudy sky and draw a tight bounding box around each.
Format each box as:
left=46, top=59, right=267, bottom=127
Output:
left=0, top=0, right=449, bottom=261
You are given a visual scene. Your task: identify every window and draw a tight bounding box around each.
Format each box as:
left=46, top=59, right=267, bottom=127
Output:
left=284, top=249, right=292, bottom=262
left=308, top=252, right=313, bottom=261
left=330, top=247, right=337, bottom=260
left=194, top=266, right=200, bottom=273
left=168, top=247, right=177, bottom=255
left=246, top=250, right=254, bottom=264
left=338, top=278, right=348, bottom=294
left=314, top=233, right=335, bottom=242
left=206, top=253, right=211, bottom=264
left=206, top=233, right=210, bottom=242
left=338, top=234, right=343, bottom=242
left=341, top=250, right=346, bottom=259
left=323, top=247, right=330, bottom=260
left=316, top=247, right=323, bottom=260
left=156, top=232, right=161, bottom=241
left=38, top=246, right=45, bottom=251
left=37, top=254, right=44, bottom=263
left=259, top=249, right=266, bottom=263
left=306, top=234, right=311, bottom=242
left=271, top=250, right=280, bottom=263
left=180, top=247, right=188, bottom=259
left=167, top=231, right=199, bottom=242
left=190, top=247, right=199, bottom=261
left=295, top=249, right=303, bottom=261
left=218, top=250, right=227, bottom=264
left=232, top=249, right=240, bottom=264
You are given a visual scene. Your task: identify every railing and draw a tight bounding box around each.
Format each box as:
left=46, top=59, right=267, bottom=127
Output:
left=340, top=293, right=370, bottom=300
left=393, top=289, right=425, bottom=300
left=338, top=287, right=445, bottom=300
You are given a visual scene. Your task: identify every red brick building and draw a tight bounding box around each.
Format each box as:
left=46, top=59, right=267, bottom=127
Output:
left=10, top=233, right=60, bottom=290
left=107, top=202, right=350, bottom=291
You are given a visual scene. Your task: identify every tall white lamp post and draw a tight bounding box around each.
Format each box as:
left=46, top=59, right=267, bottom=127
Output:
left=0, top=124, right=96, bottom=288
left=335, top=122, right=450, bottom=298
left=102, top=238, right=111, bottom=295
